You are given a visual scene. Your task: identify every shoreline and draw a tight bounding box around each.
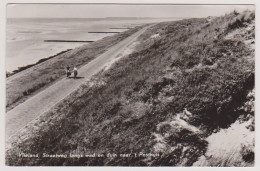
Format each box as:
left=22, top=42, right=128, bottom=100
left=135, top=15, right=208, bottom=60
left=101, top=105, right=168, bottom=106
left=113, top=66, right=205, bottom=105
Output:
left=6, top=48, right=73, bottom=78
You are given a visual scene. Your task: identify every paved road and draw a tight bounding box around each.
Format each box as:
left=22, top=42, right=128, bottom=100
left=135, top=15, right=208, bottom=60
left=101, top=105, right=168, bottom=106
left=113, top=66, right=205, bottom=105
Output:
left=6, top=25, right=151, bottom=140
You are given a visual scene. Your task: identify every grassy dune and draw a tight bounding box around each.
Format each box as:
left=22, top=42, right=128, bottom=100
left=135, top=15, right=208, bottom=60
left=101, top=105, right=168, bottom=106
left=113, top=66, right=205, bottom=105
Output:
left=6, top=10, right=255, bottom=166
left=6, top=26, right=144, bottom=111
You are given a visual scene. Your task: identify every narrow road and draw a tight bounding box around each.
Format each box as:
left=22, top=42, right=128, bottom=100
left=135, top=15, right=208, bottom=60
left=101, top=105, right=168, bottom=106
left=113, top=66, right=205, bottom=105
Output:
left=6, top=25, right=151, bottom=140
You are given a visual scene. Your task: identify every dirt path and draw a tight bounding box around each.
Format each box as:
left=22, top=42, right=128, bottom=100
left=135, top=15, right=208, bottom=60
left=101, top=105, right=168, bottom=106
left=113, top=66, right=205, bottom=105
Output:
left=6, top=25, right=151, bottom=140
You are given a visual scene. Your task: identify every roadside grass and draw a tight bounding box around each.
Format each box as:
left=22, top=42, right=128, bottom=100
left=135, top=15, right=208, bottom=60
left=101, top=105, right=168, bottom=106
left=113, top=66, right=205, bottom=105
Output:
left=6, top=26, right=144, bottom=111
left=6, top=10, right=255, bottom=166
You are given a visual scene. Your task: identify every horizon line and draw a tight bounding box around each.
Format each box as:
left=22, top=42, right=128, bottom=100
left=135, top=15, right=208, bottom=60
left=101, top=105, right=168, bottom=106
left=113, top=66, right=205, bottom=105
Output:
left=6, top=16, right=186, bottom=19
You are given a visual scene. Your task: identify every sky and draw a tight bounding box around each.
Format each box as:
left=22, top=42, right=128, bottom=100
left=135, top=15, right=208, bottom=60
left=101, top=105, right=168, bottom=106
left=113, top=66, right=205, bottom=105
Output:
left=7, top=4, right=255, bottom=18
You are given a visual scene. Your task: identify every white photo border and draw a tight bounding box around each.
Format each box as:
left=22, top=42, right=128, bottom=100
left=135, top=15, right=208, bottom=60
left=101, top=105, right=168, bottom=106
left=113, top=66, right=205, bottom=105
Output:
left=0, top=0, right=259, bottom=171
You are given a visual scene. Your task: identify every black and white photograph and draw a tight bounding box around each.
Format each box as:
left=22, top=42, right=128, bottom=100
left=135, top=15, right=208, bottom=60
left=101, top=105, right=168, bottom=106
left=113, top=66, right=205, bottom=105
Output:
left=2, top=0, right=257, bottom=167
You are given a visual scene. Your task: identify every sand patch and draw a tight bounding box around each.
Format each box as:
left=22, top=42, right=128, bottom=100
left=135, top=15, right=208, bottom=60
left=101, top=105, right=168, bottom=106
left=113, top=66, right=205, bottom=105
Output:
left=193, top=118, right=254, bottom=166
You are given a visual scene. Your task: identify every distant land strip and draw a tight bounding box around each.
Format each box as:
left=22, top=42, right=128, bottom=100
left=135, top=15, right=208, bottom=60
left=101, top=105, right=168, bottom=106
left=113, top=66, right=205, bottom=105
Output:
left=44, top=40, right=94, bottom=43
left=18, top=31, right=41, bottom=33
left=88, top=32, right=121, bottom=33
left=109, top=28, right=133, bottom=29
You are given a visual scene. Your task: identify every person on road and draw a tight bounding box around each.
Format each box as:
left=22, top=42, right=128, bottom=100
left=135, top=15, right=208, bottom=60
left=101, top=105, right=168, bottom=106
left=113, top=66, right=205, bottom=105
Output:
left=73, top=66, right=78, bottom=78
left=66, top=65, right=71, bottom=78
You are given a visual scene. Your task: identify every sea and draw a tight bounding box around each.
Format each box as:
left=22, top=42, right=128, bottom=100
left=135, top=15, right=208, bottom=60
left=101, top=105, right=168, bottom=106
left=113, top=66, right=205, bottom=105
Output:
left=6, top=17, right=177, bottom=72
